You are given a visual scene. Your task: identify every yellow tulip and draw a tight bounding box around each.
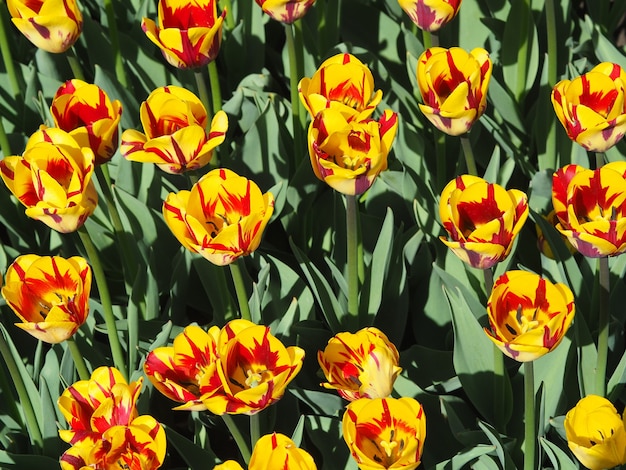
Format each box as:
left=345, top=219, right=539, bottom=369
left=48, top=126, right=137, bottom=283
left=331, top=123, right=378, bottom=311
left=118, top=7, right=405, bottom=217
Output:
left=398, top=0, right=463, bottom=32
left=249, top=433, right=317, bottom=470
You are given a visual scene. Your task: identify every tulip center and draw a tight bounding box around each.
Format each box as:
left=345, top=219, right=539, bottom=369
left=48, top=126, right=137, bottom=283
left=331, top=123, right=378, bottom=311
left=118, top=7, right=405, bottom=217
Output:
left=244, top=368, right=273, bottom=388
left=371, top=429, right=405, bottom=466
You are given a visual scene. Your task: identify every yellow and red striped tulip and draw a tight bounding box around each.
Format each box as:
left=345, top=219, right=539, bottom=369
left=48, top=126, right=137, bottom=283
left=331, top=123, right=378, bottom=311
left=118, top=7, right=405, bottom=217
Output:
left=121, top=85, right=227, bottom=174
left=142, top=0, right=226, bottom=69
left=552, top=62, right=626, bottom=152
left=439, top=175, right=529, bottom=269
left=417, top=47, right=492, bottom=136
left=552, top=162, right=626, bottom=257
left=51, top=79, right=123, bottom=165
left=7, top=0, right=82, bottom=53
left=163, top=168, right=274, bottom=266
left=143, top=325, right=222, bottom=411
left=298, top=53, right=383, bottom=121
left=214, top=462, right=245, bottom=470
left=343, top=397, right=426, bottom=470
left=308, top=108, right=398, bottom=195
left=60, top=415, right=166, bottom=470
left=57, top=367, right=142, bottom=445
left=254, top=0, right=315, bottom=23
left=318, top=327, right=402, bottom=401
left=398, top=0, right=463, bottom=32
left=484, top=270, right=575, bottom=362
left=249, top=433, right=317, bottom=470
left=0, top=127, right=97, bottom=233
left=202, top=319, right=305, bottom=415
left=1, top=254, right=91, bottom=344
left=564, top=395, right=626, bottom=470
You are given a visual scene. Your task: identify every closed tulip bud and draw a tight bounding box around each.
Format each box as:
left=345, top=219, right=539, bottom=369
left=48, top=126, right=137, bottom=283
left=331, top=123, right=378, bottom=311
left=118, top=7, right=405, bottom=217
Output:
left=343, top=397, right=426, bottom=470
left=298, top=53, right=383, bottom=121
left=7, top=0, right=82, bottom=53
left=318, top=327, right=402, bottom=401
left=398, top=0, right=462, bottom=32
left=552, top=162, right=626, bottom=257
left=1, top=254, right=91, bottom=344
left=254, top=0, right=316, bottom=24
left=0, top=127, right=97, bottom=233
left=565, top=395, right=626, bottom=470
left=121, top=85, right=227, bottom=174
left=439, top=175, right=529, bottom=269
left=552, top=62, right=626, bottom=152
left=249, top=433, right=317, bottom=470
left=417, top=47, right=492, bottom=135
left=484, top=270, right=575, bottom=362
left=142, top=0, right=226, bottom=69
left=51, top=79, right=123, bottom=165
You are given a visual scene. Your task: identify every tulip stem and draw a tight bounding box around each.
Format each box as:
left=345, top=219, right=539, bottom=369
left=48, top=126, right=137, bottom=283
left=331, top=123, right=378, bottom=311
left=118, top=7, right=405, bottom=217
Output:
left=102, top=0, right=128, bottom=88
left=515, top=0, right=531, bottom=101
left=222, top=414, right=252, bottom=464
left=208, top=61, right=223, bottom=114
left=543, top=0, right=557, bottom=171
left=194, top=70, right=214, bottom=118
left=460, top=134, right=478, bottom=176
left=0, top=114, right=10, bottom=157
left=523, top=360, right=536, bottom=470
left=0, top=0, right=23, bottom=101
left=595, top=152, right=605, bottom=170
left=346, top=194, right=360, bottom=323
left=230, top=259, right=251, bottom=322
left=285, top=22, right=305, bottom=169
left=77, top=226, right=128, bottom=381
left=66, top=336, right=90, bottom=381
left=596, top=256, right=610, bottom=397
left=485, top=268, right=506, bottom=432
left=250, top=413, right=261, bottom=452
left=66, top=47, right=86, bottom=81
left=0, top=325, right=43, bottom=451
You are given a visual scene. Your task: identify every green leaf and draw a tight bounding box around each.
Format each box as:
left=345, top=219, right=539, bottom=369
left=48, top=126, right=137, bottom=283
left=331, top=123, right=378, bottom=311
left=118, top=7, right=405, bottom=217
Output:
left=0, top=451, right=58, bottom=469
left=164, top=425, right=219, bottom=469
left=540, top=437, right=578, bottom=469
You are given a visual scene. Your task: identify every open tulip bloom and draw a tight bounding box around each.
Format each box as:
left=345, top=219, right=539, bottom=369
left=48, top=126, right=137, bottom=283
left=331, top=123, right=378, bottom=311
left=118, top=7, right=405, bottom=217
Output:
left=0, top=127, right=98, bottom=233
left=1, top=254, right=91, bottom=344
left=254, top=0, right=316, bottom=24
left=484, top=270, right=575, bottom=362
left=142, top=0, right=226, bottom=69
left=552, top=162, right=626, bottom=257
left=7, top=0, right=82, bottom=53
left=438, top=175, right=529, bottom=269
left=51, top=79, right=123, bottom=165
left=398, top=0, right=463, bottom=32
left=417, top=47, right=492, bottom=136
left=298, top=53, right=383, bottom=121
left=552, top=62, right=626, bottom=153
left=121, top=85, right=228, bottom=174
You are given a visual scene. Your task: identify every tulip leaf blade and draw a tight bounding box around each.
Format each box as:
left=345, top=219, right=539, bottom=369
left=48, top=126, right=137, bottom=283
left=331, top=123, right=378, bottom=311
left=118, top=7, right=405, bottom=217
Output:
left=164, top=424, right=219, bottom=469
left=540, top=436, right=578, bottom=469
left=432, top=444, right=495, bottom=470
left=0, top=451, right=58, bottom=469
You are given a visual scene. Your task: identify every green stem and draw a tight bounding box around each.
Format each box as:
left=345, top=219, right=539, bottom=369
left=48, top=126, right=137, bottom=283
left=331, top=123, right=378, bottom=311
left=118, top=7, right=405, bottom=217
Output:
left=484, top=268, right=505, bottom=432
left=346, top=195, right=359, bottom=322
left=422, top=29, right=432, bottom=50
left=595, top=152, right=605, bottom=170
left=77, top=226, right=127, bottom=380
left=596, top=256, right=610, bottom=397
left=0, top=326, right=43, bottom=450
left=102, top=0, right=128, bottom=88
left=220, top=0, right=235, bottom=30
left=0, top=0, right=23, bottom=100
left=515, top=0, right=530, bottom=101
left=285, top=22, right=304, bottom=167
left=194, top=70, right=213, bottom=118
left=222, top=414, right=252, bottom=464
left=293, top=20, right=306, bottom=129
left=66, top=47, right=86, bottom=81
left=250, top=413, right=261, bottom=452
left=229, top=259, right=251, bottom=322
left=66, top=336, right=90, bottom=381
left=523, top=361, right=536, bottom=470
left=208, top=60, right=223, bottom=114
left=543, top=0, right=557, bottom=171
left=460, top=134, right=478, bottom=176
left=0, top=113, right=10, bottom=157
left=435, top=130, right=446, bottom=192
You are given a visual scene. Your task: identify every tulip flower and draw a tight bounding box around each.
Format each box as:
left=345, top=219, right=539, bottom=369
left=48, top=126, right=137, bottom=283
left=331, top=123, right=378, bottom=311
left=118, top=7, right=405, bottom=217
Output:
left=121, top=85, right=228, bottom=174
left=484, top=270, right=575, bottom=362
left=214, top=462, right=245, bottom=470
left=254, top=0, right=316, bottom=24
left=7, top=0, right=82, bottom=53
left=202, top=319, right=305, bottom=415
left=438, top=175, right=529, bottom=269
left=249, top=433, right=317, bottom=470
left=308, top=107, right=398, bottom=195
left=0, top=127, right=97, bottom=233
left=343, top=397, right=426, bottom=470
left=564, top=395, right=626, bottom=470
left=298, top=53, right=383, bottom=121
left=551, top=162, right=626, bottom=258
left=143, top=325, right=222, bottom=411
left=50, top=79, right=123, bottom=165
left=1, top=254, right=91, bottom=344
left=142, top=0, right=226, bottom=69
left=163, top=168, right=274, bottom=266
left=416, top=47, right=492, bottom=136
left=398, top=0, right=463, bottom=32
left=552, top=62, right=626, bottom=152
left=318, top=327, right=402, bottom=401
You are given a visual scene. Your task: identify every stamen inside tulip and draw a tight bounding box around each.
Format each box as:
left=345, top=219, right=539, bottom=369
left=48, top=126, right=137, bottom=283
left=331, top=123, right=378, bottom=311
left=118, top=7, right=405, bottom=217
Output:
left=244, top=368, right=273, bottom=388
left=379, top=439, right=397, bottom=457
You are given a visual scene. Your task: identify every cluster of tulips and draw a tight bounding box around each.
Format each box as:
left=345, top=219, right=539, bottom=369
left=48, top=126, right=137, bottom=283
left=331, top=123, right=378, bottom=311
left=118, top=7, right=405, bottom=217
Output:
left=3, top=0, right=626, bottom=468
